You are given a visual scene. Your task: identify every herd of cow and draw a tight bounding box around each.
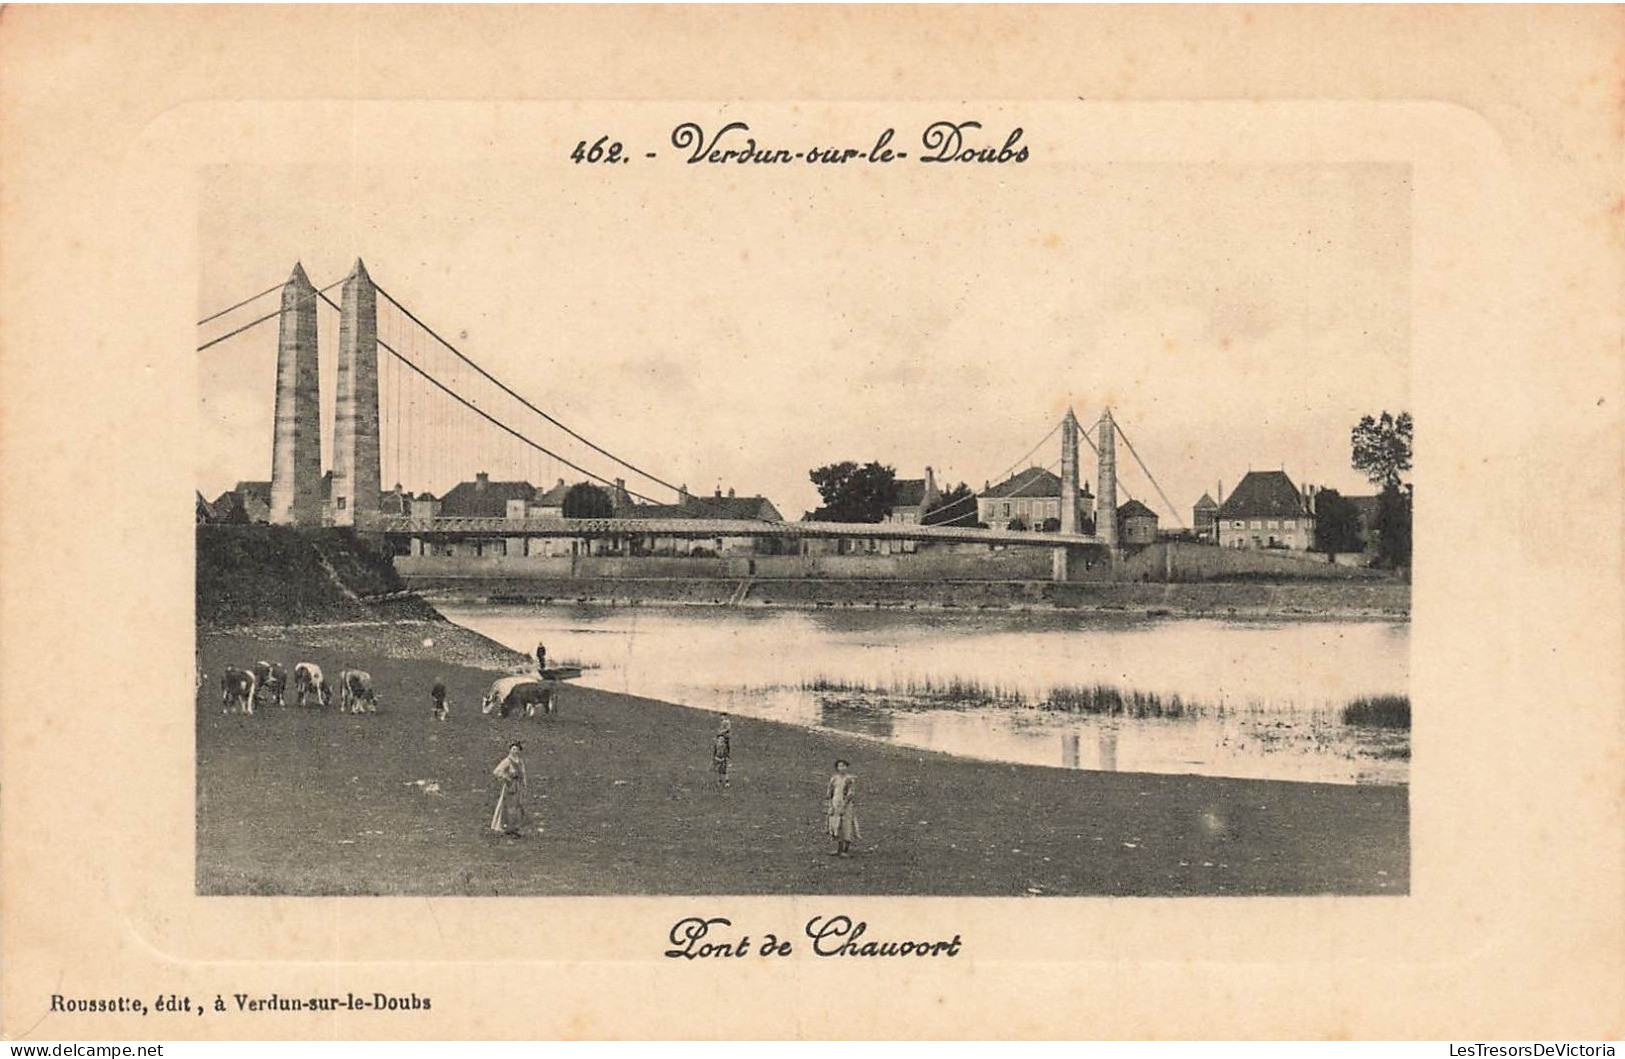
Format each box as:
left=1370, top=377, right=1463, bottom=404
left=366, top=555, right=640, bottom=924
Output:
left=218, top=660, right=376, bottom=714
left=216, top=660, right=561, bottom=718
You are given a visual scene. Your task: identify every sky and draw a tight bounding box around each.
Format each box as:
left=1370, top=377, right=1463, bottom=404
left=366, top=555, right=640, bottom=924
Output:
left=197, top=108, right=1410, bottom=523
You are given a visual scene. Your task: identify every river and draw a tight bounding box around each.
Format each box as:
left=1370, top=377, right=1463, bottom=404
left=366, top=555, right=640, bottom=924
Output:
left=439, top=603, right=1410, bottom=786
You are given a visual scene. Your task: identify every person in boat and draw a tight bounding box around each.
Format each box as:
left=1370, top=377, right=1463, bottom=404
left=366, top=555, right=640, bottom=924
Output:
left=826, top=758, right=860, bottom=857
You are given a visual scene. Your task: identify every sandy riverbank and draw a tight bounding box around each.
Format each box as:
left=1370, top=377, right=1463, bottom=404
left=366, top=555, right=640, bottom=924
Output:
left=197, top=619, right=1408, bottom=896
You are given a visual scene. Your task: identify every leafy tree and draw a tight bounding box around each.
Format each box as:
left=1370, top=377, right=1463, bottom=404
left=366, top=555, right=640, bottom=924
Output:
left=1352, top=411, right=1413, bottom=489
left=1312, top=488, right=1363, bottom=561
left=1007, top=515, right=1029, bottom=532
left=922, top=482, right=977, bottom=527
left=1350, top=411, right=1414, bottom=572
left=1375, top=483, right=1413, bottom=571
left=1039, top=517, right=1061, bottom=533
left=562, top=482, right=614, bottom=518
left=807, top=461, right=897, bottom=523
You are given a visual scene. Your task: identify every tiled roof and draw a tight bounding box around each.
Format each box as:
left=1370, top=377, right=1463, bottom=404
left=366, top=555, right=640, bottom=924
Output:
left=438, top=478, right=537, bottom=517
left=891, top=478, right=928, bottom=508
left=1118, top=498, right=1158, bottom=520
left=981, top=467, right=1062, bottom=500
left=1193, top=493, right=1218, bottom=511
left=535, top=479, right=571, bottom=506
left=1216, top=471, right=1308, bottom=519
left=625, top=495, right=783, bottom=522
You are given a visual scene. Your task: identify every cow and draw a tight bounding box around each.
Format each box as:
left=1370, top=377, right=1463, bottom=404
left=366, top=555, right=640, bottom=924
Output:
left=220, top=667, right=257, bottom=714
left=339, top=669, right=378, bottom=713
left=292, top=662, right=331, bottom=708
left=482, top=675, right=555, bottom=719
left=251, top=661, right=287, bottom=708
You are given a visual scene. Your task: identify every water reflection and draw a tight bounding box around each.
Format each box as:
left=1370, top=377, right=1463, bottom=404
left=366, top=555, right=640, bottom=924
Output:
left=441, top=603, right=1410, bottom=786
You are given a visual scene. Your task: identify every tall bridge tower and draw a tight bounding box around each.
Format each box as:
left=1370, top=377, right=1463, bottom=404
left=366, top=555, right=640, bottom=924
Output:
left=1096, top=407, right=1118, bottom=550
left=269, top=263, right=322, bottom=526
left=331, top=259, right=382, bottom=528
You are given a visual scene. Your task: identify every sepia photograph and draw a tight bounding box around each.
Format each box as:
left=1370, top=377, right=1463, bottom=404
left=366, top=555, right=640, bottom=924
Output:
left=193, top=146, right=1412, bottom=898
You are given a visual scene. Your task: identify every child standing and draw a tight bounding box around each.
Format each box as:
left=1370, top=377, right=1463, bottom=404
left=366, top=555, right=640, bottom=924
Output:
left=712, top=715, right=732, bottom=789
left=430, top=678, right=450, bottom=721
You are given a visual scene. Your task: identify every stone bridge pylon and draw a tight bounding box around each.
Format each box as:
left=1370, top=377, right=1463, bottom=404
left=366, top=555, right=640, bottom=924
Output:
left=267, top=259, right=381, bottom=529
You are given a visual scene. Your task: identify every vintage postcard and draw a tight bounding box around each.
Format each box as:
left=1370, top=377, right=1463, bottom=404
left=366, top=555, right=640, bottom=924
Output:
left=2, top=6, right=1621, bottom=1042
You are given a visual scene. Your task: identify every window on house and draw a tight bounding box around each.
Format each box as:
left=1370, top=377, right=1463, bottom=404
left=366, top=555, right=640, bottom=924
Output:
left=336, top=497, right=346, bottom=509
left=1250, top=519, right=1261, bottom=529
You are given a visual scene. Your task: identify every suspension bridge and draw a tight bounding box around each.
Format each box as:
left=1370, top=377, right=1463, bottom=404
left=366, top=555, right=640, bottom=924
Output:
left=197, top=260, right=1185, bottom=580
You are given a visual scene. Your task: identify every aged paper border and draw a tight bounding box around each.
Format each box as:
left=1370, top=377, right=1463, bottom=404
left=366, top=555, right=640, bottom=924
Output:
left=3, top=6, right=1621, bottom=1041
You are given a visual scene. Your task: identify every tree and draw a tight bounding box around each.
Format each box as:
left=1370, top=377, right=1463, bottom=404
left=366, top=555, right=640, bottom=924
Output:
left=1007, top=515, right=1029, bottom=532
left=562, top=482, right=613, bottom=518
left=1351, top=411, right=1414, bottom=572
left=1312, top=488, right=1363, bottom=561
left=1375, top=483, right=1413, bottom=571
left=922, top=482, right=977, bottom=527
left=1351, top=411, right=1413, bottom=489
left=807, top=461, right=897, bottom=523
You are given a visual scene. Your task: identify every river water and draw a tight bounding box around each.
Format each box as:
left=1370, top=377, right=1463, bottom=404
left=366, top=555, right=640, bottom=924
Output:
left=440, top=603, right=1410, bottom=786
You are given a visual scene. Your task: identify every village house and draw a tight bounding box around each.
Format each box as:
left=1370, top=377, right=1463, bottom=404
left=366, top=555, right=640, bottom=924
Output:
left=1192, top=493, right=1219, bottom=542
left=626, top=485, right=785, bottom=556
left=976, top=467, right=1095, bottom=532
left=880, top=467, right=942, bottom=554
left=1216, top=470, right=1315, bottom=550
left=1117, top=498, right=1160, bottom=546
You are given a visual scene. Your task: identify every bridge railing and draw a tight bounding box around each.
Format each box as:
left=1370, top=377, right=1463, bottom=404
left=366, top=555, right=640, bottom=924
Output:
left=377, top=516, right=1102, bottom=547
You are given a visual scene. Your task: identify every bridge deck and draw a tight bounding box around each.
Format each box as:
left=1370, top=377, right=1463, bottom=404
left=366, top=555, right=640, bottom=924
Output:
left=378, top=516, right=1103, bottom=548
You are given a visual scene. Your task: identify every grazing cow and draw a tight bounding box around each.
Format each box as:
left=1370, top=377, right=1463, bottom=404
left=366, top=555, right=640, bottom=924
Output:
left=220, top=667, right=257, bottom=714
left=339, top=669, right=378, bottom=713
left=251, top=661, right=287, bottom=708
left=482, top=676, right=555, bottom=719
left=292, top=662, right=331, bottom=708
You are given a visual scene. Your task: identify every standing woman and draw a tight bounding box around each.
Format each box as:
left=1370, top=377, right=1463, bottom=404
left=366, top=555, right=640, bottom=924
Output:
left=490, top=741, right=529, bottom=838
left=826, top=759, right=860, bottom=857
left=535, top=642, right=547, bottom=675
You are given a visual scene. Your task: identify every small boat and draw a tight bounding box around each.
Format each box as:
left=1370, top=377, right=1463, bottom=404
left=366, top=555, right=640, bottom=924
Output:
left=538, top=666, right=583, bottom=682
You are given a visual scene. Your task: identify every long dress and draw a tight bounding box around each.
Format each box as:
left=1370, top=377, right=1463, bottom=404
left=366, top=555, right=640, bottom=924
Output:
left=827, top=773, right=860, bottom=842
left=491, top=754, right=529, bottom=834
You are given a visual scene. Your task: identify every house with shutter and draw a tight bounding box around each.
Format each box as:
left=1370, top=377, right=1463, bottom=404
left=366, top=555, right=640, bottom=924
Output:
left=976, top=467, right=1095, bottom=532
left=1216, top=470, right=1314, bottom=550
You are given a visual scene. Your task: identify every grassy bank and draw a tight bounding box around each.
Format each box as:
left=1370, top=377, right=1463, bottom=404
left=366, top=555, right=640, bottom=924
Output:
left=197, top=622, right=1408, bottom=896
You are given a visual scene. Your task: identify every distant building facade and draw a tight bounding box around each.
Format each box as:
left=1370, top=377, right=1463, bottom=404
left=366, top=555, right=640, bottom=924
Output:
left=1216, top=470, right=1314, bottom=550
left=1192, top=493, right=1219, bottom=542
left=977, top=467, right=1095, bottom=532
left=1117, top=499, right=1160, bottom=546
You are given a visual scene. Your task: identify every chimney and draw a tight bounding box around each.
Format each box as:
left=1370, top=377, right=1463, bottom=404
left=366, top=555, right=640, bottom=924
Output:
left=715, top=485, right=723, bottom=498
left=679, top=484, right=690, bottom=503
left=475, top=471, right=489, bottom=490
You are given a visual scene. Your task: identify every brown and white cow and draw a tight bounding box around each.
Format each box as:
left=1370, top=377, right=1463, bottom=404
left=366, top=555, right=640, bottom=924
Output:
left=251, top=661, right=287, bottom=708
left=339, top=669, right=378, bottom=713
left=221, top=667, right=257, bottom=714
left=482, top=675, right=555, bottom=719
left=292, top=662, right=331, bottom=708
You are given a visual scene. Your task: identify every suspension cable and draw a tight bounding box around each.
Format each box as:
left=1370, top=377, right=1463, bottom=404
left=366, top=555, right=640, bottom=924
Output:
left=197, top=280, right=285, bottom=326
left=316, top=290, right=675, bottom=509
left=195, top=279, right=345, bottom=352
left=374, top=284, right=688, bottom=501
left=1114, top=419, right=1185, bottom=528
